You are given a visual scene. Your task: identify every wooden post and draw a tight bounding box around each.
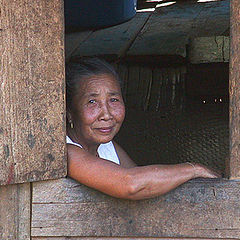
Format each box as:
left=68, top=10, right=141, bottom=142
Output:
left=229, top=0, right=240, bottom=179
left=0, top=0, right=65, bottom=239
left=0, top=0, right=66, bottom=185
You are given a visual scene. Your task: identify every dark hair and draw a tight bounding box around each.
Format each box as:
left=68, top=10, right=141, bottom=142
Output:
left=66, top=57, right=122, bottom=111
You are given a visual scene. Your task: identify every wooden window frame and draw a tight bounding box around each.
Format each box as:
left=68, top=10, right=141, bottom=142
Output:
left=228, top=0, right=240, bottom=179
left=1, top=0, right=240, bottom=239
left=31, top=1, right=240, bottom=239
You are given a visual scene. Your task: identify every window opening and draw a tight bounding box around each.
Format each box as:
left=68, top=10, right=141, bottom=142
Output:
left=115, top=61, right=229, bottom=175
left=65, top=0, right=230, bottom=177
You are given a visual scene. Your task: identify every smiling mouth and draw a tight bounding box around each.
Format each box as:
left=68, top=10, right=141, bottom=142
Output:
left=96, top=127, right=113, bottom=134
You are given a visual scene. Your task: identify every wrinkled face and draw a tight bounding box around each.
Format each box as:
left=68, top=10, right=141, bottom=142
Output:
left=70, top=74, right=125, bottom=146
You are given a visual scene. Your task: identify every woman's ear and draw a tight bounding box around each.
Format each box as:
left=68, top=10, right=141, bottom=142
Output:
left=66, top=111, right=72, bottom=123
left=66, top=111, right=74, bottom=129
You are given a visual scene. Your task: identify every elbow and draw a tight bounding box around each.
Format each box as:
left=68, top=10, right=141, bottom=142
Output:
left=119, top=174, right=145, bottom=200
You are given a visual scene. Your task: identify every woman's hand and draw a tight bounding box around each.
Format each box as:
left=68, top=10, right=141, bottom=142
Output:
left=194, top=163, right=222, bottom=178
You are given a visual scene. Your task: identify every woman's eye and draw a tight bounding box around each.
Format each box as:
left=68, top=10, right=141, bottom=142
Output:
left=88, top=99, right=96, bottom=104
left=110, top=98, right=119, bottom=102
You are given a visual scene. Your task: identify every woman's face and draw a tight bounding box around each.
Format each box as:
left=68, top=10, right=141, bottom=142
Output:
left=71, top=74, right=125, bottom=146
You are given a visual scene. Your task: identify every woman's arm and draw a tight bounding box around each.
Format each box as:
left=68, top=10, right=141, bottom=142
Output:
left=67, top=144, right=220, bottom=200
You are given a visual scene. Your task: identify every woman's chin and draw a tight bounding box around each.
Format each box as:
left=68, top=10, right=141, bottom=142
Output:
left=99, top=138, right=114, bottom=144
left=95, top=135, right=115, bottom=144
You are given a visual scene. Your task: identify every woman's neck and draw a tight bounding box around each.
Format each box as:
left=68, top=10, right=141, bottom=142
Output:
left=67, top=127, right=99, bottom=156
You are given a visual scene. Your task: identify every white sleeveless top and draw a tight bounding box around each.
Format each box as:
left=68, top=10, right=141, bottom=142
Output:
left=66, top=136, right=120, bottom=165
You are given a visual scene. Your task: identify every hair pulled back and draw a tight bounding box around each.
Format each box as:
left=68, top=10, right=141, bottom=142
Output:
left=66, top=57, right=122, bottom=112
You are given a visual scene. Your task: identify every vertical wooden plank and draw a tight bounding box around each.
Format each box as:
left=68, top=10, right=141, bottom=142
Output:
left=177, top=67, right=187, bottom=110
left=156, top=70, right=164, bottom=112
left=126, top=65, right=140, bottom=108
left=229, top=0, right=240, bottom=179
left=149, top=68, right=162, bottom=111
left=0, top=183, right=31, bottom=240
left=160, top=69, right=168, bottom=109
left=167, top=68, right=174, bottom=107
left=0, top=0, right=66, bottom=185
left=117, top=64, right=129, bottom=102
left=138, top=67, right=153, bottom=111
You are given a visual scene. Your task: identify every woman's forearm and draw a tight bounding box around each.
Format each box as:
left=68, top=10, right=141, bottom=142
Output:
left=67, top=145, right=220, bottom=200
left=125, top=163, right=219, bottom=200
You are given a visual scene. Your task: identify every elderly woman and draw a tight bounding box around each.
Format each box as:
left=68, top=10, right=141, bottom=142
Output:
left=66, top=58, right=220, bottom=200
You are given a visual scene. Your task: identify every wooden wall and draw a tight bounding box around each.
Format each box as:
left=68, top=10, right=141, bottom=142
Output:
left=31, top=178, right=240, bottom=239
left=116, top=63, right=186, bottom=112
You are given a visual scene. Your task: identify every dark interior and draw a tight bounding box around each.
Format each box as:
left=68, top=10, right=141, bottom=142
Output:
left=115, top=62, right=229, bottom=174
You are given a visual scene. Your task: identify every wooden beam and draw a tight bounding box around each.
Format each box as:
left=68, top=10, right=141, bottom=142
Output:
left=0, top=0, right=66, bottom=185
left=32, top=178, right=240, bottom=238
left=229, top=0, right=240, bottom=179
left=128, top=0, right=229, bottom=57
left=70, top=13, right=150, bottom=58
left=188, top=36, right=230, bottom=64
left=32, top=237, right=236, bottom=240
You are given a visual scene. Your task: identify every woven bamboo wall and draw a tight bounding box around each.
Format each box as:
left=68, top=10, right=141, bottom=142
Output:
left=115, top=63, right=229, bottom=174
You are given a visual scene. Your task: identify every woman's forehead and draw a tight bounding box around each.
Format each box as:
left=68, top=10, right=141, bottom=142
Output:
left=80, top=74, right=121, bottom=92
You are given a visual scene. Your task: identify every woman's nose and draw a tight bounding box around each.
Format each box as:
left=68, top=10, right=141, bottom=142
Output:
left=99, top=103, right=113, bottom=121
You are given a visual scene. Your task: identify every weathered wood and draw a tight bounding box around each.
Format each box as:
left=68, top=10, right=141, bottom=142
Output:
left=139, top=67, right=153, bottom=111
left=128, top=0, right=229, bottom=56
left=149, top=68, right=163, bottom=111
left=66, top=2, right=229, bottom=59
left=32, top=178, right=240, bottom=238
left=229, top=0, right=240, bottom=179
left=32, top=237, right=235, bottom=240
left=160, top=69, right=169, bottom=108
left=117, top=14, right=151, bottom=59
left=71, top=13, right=150, bottom=58
left=32, top=178, right=112, bottom=203
left=0, top=0, right=66, bottom=185
left=65, top=31, right=92, bottom=61
left=126, top=65, right=140, bottom=108
left=117, top=64, right=129, bottom=101
left=0, top=183, right=31, bottom=240
left=189, top=36, right=230, bottom=63
left=137, top=66, right=187, bottom=111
